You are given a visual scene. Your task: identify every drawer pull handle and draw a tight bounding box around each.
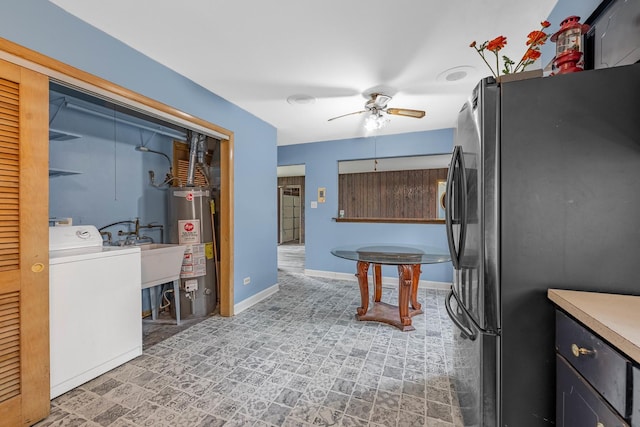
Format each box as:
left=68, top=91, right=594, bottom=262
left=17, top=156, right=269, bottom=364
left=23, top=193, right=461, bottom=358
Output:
left=571, top=343, right=595, bottom=357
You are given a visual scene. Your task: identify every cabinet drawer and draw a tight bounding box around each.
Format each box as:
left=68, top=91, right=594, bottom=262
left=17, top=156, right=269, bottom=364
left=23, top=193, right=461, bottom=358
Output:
left=557, top=354, right=629, bottom=426
left=556, top=310, right=631, bottom=417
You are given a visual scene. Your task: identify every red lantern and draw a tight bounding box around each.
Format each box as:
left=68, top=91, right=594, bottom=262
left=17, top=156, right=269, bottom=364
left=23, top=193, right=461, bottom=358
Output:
left=550, top=16, right=590, bottom=74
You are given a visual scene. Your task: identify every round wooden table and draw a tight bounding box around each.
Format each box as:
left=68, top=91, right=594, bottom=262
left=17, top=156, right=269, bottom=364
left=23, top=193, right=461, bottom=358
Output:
left=331, top=244, right=451, bottom=331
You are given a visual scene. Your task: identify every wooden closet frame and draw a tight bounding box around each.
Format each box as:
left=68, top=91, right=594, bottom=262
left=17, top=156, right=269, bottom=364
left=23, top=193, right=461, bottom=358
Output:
left=0, top=37, right=236, bottom=317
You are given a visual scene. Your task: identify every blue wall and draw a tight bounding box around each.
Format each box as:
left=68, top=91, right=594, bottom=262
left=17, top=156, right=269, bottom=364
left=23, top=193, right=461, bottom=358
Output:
left=279, top=129, right=454, bottom=283
left=1, top=0, right=278, bottom=305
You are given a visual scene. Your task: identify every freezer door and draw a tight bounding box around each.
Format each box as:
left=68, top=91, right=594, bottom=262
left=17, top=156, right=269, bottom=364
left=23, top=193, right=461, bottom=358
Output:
left=445, top=289, right=497, bottom=427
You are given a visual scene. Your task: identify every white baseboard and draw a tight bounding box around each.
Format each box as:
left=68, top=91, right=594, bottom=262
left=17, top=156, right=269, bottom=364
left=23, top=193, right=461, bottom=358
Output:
left=304, top=269, right=357, bottom=282
left=234, top=283, right=280, bottom=314
left=304, top=269, right=452, bottom=290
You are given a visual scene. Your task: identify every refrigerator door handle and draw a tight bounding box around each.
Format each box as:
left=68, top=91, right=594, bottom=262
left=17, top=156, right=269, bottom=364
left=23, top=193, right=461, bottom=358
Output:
left=451, top=287, right=500, bottom=336
left=445, top=146, right=467, bottom=269
left=445, top=147, right=458, bottom=267
left=445, top=289, right=477, bottom=341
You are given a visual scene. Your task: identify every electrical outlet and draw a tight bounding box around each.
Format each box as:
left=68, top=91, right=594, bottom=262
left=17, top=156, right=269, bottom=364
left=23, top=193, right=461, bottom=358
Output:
left=243, top=277, right=251, bottom=285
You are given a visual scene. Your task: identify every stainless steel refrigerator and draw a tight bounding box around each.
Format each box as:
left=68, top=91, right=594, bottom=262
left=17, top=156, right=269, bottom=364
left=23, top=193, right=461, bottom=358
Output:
left=444, top=62, right=640, bottom=426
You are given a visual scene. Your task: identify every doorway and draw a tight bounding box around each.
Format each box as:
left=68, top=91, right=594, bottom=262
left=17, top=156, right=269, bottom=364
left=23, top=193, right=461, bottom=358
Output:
left=278, top=185, right=301, bottom=245
left=277, top=166, right=305, bottom=272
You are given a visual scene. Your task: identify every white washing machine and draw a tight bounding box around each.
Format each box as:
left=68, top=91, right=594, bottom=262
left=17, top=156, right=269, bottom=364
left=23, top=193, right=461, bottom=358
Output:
left=49, top=225, right=142, bottom=399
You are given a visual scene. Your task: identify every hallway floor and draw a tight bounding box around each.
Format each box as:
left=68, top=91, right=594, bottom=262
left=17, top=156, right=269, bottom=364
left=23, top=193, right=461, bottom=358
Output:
left=36, top=268, right=463, bottom=427
left=277, top=243, right=305, bottom=274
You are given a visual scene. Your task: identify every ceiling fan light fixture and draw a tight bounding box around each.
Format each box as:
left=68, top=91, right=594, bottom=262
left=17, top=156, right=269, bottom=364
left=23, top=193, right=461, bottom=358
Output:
left=364, top=111, right=388, bottom=131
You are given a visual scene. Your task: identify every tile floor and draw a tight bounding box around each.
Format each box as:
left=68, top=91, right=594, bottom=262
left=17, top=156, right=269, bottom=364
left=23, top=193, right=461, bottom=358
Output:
left=35, top=270, right=464, bottom=427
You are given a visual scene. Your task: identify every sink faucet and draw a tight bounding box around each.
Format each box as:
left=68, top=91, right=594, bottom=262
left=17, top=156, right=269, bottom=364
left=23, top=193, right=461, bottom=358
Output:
left=100, top=231, right=112, bottom=245
left=118, top=218, right=140, bottom=239
left=110, top=218, right=163, bottom=244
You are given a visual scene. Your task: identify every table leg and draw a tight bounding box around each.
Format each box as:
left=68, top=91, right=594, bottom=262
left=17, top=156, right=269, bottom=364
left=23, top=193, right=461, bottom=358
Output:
left=373, top=264, right=382, bottom=302
left=397, top=265, right=413, bottom=328
left=355, top=261, right=370, bottom=316
left=410, top=264, right=422, bottom=310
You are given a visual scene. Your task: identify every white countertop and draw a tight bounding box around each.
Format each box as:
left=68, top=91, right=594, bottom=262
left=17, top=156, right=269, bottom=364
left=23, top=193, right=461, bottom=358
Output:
left=548, top=288, right=640, bottom=364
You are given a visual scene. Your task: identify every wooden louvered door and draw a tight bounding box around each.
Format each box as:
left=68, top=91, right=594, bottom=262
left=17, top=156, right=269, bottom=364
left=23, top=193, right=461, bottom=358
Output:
left=0, top=59, right=50, bottom=425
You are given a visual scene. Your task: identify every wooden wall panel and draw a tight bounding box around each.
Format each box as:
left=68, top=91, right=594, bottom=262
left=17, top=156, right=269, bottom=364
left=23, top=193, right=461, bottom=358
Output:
left=338, top=168, right=448, bottom=219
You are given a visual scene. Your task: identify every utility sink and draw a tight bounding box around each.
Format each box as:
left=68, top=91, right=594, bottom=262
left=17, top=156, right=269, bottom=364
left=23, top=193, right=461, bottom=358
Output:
left=139, top=244, right=186, bottom=289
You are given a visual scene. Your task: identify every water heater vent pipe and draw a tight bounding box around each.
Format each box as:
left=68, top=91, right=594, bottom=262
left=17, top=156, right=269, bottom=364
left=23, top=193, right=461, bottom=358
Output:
left=186, top=131, right=199, bottom=186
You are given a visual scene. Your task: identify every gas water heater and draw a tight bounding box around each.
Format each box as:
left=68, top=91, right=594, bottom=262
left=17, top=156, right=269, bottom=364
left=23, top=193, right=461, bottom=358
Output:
left=168, top=187, right=217, bottom=316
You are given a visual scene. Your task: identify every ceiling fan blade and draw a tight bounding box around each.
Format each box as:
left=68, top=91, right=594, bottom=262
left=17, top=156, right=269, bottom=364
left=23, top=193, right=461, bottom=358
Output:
left=386, top=108, right=426, bottom=119
left=327, top=110, right=367, bottom=121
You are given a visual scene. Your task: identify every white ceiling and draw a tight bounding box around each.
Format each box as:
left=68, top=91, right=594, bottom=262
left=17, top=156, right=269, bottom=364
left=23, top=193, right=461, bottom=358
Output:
left=49, top=0, right=558, bottom=146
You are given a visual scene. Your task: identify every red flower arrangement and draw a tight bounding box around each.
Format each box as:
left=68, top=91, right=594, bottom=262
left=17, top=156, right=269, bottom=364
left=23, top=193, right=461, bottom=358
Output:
left=470, top=21, right=551, bottom=78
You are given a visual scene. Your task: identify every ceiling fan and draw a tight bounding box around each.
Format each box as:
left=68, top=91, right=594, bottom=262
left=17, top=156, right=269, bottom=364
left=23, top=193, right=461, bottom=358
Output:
left=328, top=93, right=426, bottom=130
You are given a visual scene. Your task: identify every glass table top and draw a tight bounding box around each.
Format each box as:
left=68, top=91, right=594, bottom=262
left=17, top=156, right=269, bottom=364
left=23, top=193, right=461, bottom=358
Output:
left=331, top=244, right=451, bottom=265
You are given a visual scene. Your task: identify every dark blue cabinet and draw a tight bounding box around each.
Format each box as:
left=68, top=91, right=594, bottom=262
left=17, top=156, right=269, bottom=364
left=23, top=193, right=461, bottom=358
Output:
left=556, top=354, right=628, bottom=426
left=555, top=310, right=632, bottom=426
